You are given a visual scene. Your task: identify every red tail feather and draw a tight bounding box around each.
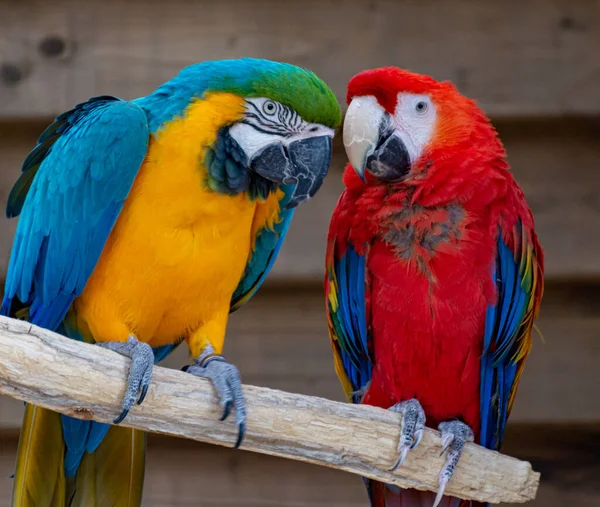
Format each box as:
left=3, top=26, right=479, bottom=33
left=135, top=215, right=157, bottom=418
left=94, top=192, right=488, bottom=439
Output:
left=368, top=480, right=486, bottom=507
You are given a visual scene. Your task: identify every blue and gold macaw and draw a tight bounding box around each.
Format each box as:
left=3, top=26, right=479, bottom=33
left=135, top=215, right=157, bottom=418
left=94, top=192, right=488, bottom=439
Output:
left=2, top=58, right=341, bottom=506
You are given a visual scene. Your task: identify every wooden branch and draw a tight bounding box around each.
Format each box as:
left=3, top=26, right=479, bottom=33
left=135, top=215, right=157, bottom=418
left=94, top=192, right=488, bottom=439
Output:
left=0, top=316, right=539, bottom=504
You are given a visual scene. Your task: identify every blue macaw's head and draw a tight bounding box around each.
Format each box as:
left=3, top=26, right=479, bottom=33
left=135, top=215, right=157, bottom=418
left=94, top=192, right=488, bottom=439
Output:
left=138, top=58, right=342, bottom=208
left=227, top=96, right=335, bottom=208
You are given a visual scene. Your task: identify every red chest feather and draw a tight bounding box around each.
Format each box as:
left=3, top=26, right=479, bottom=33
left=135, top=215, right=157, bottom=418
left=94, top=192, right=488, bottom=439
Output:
left=355, top=192, right=498, bottom=433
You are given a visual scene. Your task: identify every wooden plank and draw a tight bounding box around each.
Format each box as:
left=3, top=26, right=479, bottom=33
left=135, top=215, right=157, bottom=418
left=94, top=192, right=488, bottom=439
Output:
left=1, top=424, right=598, bottom=506
left=0, top=0, right=599, bottom=119
left=493, top=118, right=600, bottom=281
left=2, top=282, right=598, bottom=428
left=0, top=118, right=599, bottom=280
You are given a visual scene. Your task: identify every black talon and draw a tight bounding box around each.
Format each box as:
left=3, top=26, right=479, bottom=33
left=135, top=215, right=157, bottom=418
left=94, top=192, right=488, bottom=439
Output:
left=220, top=400, right=233, bottom=421
left=138, top=384, right=149, bottom=405
left=234, top=422, right=246, bottom=449
left=114, top=409, right=129, bottom=425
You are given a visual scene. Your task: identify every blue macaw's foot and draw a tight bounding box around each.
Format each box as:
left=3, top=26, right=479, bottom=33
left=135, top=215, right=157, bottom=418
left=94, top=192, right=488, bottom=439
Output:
left=183, top=345, right=246, bottom=448
left=434, top=420, right=475, bottom=507
left=388, top=398, right=427, bottom=471
left=96, top=335, right=154, bottom=424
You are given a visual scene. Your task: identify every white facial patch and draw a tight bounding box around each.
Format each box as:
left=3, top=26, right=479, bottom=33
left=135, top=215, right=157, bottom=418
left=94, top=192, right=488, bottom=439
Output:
left=393, top=93, right=437, bottom=164
left=229, top=97, right=334, bottom=161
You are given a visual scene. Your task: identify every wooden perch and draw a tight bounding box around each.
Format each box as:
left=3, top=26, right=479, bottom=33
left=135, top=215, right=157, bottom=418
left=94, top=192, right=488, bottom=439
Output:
left=0, top=316, right=539, bottom=504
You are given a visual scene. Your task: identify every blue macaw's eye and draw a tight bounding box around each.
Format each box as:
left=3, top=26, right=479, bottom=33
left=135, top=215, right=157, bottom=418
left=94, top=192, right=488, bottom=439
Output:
left=263, top=100, right=277, bottom=115
left=415, top=101, right=428, bottom=114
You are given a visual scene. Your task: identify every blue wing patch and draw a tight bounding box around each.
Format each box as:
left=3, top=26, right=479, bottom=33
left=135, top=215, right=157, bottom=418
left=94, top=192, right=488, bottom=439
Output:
left=1, top=96, right=149, bottom=331
left=230, top=184, right=295, bottom=312
left=479, top=226, right=541, bottom=450
left=326, top=241, right=372, bottom=403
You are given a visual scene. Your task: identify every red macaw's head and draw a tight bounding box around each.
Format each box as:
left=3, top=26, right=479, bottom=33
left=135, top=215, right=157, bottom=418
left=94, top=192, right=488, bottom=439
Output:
left=343, top=67, right=504, bottom=184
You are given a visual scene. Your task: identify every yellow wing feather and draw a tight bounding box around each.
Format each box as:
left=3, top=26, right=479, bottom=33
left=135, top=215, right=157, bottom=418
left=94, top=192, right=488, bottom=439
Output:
left=507, top=227, right=544, bottom=414
left=12, top=405, right=66, bottom=507
left=70, top=426, right=146, bottom=507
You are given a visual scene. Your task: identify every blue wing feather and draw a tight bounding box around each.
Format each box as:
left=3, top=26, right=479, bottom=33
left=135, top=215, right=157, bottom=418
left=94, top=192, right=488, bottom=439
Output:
left=230, top=184, right=295, bottom=312
left=337, top=252, right=358, bottom=362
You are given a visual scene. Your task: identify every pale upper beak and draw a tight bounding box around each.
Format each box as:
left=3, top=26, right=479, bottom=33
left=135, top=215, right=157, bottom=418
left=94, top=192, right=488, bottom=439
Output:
left=343, top=95, right=412, bottom=183
left=343, top=96, right=387, bottom=181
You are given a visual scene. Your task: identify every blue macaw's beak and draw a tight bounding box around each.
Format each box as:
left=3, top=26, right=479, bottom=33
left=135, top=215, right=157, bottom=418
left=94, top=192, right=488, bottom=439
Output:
left=250, top=135, right=333, bottom=209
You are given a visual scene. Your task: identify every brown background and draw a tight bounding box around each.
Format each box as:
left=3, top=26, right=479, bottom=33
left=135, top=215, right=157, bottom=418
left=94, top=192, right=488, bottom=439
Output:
left=1, top=1, right=599, bottom=505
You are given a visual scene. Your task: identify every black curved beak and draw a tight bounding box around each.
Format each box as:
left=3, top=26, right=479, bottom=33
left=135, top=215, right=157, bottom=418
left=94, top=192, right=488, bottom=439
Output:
left=250, top=135, right=333, bottom=209
left=365, top=115, right=411, bottom=182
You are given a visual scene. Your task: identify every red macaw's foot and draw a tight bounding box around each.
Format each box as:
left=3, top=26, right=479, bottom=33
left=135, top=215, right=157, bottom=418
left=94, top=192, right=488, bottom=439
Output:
left=388, top=398, right=427, bottom=471
left=182, top=344, right=247, bottom=449
left=97, top=335, right=154, bottom=424
left=434, top=420, right=475, bottom=507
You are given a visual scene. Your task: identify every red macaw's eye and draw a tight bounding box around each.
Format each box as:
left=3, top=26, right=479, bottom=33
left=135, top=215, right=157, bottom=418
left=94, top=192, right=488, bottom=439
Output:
left=415, top=101, right=428, bottom=114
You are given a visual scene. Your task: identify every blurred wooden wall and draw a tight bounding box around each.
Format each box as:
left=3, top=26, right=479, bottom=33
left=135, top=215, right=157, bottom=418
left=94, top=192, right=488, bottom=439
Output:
left=0, top=1, right=599, bottom=505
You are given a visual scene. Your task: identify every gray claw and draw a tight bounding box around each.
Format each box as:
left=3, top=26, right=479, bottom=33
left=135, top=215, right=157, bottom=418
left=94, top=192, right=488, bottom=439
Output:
left=388, top=398, right=426, bottom=471
left=185, top=351, right=247, bottom=448
left=433, top=420, right=475, bottom=507
left=97, top=335, right=154, bottom=424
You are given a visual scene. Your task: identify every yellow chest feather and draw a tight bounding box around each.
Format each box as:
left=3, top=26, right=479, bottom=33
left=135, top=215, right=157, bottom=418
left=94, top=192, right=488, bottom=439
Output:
left=73, top=93, right=283, bottom=347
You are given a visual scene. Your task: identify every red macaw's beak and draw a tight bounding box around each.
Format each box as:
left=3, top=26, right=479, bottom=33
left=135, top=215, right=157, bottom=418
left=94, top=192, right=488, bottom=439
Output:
left=343, top=96, right=411, bottom=182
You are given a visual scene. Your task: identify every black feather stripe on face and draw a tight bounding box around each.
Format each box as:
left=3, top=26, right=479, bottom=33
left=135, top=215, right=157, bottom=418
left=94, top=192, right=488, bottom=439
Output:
left=243, top=100, right=304, bottom=137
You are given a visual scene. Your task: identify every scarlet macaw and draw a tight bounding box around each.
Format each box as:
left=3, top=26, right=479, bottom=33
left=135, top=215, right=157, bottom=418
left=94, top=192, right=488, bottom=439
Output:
left=325, top=67, right=543, bottom=507
left=3, top=58, right=341, bottom=506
